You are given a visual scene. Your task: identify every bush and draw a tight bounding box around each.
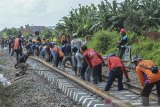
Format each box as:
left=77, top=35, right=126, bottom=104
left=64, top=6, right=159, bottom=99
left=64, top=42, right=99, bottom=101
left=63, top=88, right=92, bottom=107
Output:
left=88, top=30, right=118, bottom=54
left=131, top=37, right=160, bottom=66
left=87, top=30, right=160, bottom=66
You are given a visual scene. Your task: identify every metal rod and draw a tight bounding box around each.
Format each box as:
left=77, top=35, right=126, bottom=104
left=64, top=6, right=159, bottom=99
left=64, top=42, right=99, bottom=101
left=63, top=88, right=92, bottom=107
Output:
left=131, top=89, right=157, bottom=100
left=30, top=56, right=135, bottom=107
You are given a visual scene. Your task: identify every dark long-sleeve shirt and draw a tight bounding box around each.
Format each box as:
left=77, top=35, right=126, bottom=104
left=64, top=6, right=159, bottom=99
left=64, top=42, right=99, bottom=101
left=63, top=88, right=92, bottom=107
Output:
left=16, top=54, right=28, bottom=65
left=62, top=43, right=71, bottom=55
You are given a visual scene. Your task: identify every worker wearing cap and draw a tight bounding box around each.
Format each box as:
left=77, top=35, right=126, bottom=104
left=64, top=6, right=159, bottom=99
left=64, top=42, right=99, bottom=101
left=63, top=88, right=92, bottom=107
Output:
left=81, top=45, right=103, bottom=84
left=117, top=28, right=128, bottom=59
left=131, top=55, right=160, bottom=106
left=71, top=33, right=86, bottom=75
left=104, top=53, right=129, bottom=91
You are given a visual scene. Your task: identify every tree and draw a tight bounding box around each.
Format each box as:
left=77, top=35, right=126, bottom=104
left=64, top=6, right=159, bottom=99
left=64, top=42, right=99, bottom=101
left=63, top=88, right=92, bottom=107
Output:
left=0, top=27, right=20, bottom=38
left=54, top=0, right=160, bottom=35
left=41, top=28, right=53, bottom=39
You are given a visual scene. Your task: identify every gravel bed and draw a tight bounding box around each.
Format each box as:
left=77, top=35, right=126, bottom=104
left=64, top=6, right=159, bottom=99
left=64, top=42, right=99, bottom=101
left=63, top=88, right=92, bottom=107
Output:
left=0, top=49, right=81, bottom=107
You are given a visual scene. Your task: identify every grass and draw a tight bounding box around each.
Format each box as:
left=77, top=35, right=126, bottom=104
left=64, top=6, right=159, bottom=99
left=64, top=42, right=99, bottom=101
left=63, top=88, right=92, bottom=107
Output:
left=88, top=30, right=160, bottom=66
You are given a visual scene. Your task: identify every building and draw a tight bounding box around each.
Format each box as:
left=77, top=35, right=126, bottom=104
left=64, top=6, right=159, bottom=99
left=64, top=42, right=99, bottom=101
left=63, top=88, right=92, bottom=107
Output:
left=21, top=24, right=46, bottom=36
left=25, top=25, right=46, bottom=34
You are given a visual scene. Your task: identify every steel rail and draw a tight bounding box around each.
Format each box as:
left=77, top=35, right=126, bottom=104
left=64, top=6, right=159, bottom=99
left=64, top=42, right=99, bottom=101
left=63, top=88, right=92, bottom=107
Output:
left=102, top=73, right=158, bottom=101
left=30, top=56, right=135, bottom=107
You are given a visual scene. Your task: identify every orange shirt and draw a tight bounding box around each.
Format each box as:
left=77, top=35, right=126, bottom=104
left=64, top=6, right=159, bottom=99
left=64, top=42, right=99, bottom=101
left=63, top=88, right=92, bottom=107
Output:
left=53, top=45, right=64, bottom=58
left=14, top=38, right=21, bottom=49
left=107, top=56, right=128, bottom=78
left=107, top=56, right=125, bottom=71
left=136, top=60, right=160, bottom=86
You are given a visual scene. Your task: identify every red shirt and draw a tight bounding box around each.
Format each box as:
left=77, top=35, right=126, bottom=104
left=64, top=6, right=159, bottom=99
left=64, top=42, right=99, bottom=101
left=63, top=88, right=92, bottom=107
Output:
left=83, top=49, right=102, bottom=68
left=107, top=56, right=126, bottom=74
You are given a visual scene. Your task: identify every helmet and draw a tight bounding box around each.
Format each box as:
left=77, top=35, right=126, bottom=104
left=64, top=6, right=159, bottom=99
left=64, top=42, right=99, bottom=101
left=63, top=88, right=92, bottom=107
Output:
left=131, top=55, right=142, bottom=63
left=108, top=53, right=116, bottom=57
left=49, top=42, right=56, bottom=47
left=120, top=28, right=126, bottom=33
left=106, top=53, right=116, bottom=59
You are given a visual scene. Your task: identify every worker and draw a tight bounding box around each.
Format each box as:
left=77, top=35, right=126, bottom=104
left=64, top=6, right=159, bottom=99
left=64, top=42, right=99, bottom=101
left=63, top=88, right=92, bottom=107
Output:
left=61, top=42, right=72, bottom=72
left=131, top=55, right=160, bottom=106
left=51, top=44, right=64, bottom=67
left=117, top=28, right=128, bottom=59
left=13, top=35, right=23, bottom=61
left=14, top=51, right=32, bottom=76
left=31, top=37, right=41, bottom=56
left=61, top=33, right=67, bottom=45
left=8, top=36, right=14, bottom=54
left=104, top=53, right=129, bottom=91
left=75, top=49, right=83, bottom=76
left=81, top=45, right=103, bottom=84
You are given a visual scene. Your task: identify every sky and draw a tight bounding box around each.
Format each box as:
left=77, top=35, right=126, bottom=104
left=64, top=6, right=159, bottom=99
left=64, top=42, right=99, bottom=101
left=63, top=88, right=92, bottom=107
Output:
left=0, top=0, right=123, bottom=30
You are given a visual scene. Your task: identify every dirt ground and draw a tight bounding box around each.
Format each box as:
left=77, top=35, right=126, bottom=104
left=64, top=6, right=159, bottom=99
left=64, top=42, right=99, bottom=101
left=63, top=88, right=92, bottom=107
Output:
left=0, top=49, right=78, bottom=107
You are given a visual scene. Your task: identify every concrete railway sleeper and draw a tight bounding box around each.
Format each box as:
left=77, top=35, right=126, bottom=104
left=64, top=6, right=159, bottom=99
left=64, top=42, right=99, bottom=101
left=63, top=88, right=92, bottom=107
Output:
left=28, top=58, right=110, bottom=107
left=61, top=59, right=159, bottom=106
left=102, top=75, right=158, bottom=103
left=29, top=57, right=159, bottom=107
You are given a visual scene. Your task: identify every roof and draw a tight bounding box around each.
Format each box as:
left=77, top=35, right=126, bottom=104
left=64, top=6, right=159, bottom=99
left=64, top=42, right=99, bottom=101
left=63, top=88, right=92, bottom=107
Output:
left=25, top=25, right=46, bottom=33
left=20, top=28, right=34, bottom=35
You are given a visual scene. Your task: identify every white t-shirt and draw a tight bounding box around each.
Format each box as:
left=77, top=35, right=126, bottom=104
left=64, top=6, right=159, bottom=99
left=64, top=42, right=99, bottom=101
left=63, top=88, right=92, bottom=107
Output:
left=71, top=38, right=86, bottom=51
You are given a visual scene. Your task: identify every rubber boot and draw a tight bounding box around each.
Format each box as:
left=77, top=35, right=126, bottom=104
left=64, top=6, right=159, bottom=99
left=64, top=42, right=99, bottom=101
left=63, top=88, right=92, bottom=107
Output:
left=142, top=97, right=149, bottom=106
left=158, top=97, right=160, bottom=105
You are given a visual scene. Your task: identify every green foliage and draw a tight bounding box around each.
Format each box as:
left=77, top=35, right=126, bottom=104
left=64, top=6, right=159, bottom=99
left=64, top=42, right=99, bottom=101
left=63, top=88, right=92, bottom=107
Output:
left=87, top=30, right=160, bottom=66
left=22, top=31, right=30, bottom=40
left=41, top=28, right=53, bottom=39
left=54, top=0, right=160, bottom=35
left=2, top=32, right=7, bottom=38
left=88, top=30, right=118, bottom=54
left=1, top=27, right=20, bottom=38
left=131, top=38, right=160, bottom=66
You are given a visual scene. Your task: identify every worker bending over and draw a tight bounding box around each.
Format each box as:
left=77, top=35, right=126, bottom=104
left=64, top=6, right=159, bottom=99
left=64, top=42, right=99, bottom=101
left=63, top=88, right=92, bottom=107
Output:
left=105, top=53, right=129, bottom=91
left=14, top=51, right=32, bottom=76
left=131, top=55, right=160, bottom=106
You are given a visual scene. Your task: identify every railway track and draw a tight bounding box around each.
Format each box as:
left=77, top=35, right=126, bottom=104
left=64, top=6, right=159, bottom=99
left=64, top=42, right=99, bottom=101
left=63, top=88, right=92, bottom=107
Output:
left=29, top=56, right=159, bottom=107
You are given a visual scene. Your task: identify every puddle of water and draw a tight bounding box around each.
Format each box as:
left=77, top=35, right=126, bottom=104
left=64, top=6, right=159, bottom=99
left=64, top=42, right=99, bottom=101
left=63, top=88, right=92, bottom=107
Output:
left=0, top=74, right=11, bottom=87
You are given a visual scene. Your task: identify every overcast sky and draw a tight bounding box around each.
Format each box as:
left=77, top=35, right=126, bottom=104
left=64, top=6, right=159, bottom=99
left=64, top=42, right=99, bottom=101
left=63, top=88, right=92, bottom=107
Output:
left=0, top=0, right=123, bottom=30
